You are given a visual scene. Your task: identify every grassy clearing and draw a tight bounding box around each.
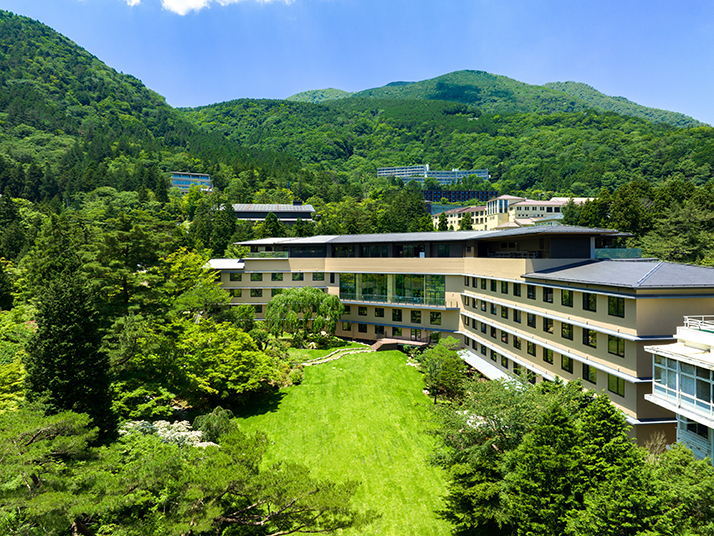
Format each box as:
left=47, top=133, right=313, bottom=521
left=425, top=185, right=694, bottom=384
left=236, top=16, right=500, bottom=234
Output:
left=286, top=340, right=369, bottom=362
left=237, top=349, right=451, bottom=536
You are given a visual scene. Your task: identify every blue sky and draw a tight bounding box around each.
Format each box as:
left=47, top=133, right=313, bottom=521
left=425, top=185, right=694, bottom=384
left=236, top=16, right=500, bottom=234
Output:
left=3, top=0, right=714, bottom=124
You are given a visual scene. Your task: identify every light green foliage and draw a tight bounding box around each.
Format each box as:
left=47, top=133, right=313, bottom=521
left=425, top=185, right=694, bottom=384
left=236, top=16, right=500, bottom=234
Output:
left=458, top=212, right=473, bottom=231
left=438, top=211, right=448, bottom=231
left=265, top=286, right=344, bottom=345
left=193, top=406, right=236, bottom=443
left=421, top=337, right=467, bottom=402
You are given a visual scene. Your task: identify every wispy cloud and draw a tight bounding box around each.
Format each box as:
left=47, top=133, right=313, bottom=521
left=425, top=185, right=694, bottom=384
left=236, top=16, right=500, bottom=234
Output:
left=125, top=0, right=141, bottom=6
left=160, top=0, right=292, bottom=15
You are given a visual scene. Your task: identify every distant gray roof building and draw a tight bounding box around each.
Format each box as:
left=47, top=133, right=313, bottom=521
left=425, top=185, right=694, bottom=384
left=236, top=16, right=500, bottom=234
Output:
left=231, top=203, right=315, bottom=224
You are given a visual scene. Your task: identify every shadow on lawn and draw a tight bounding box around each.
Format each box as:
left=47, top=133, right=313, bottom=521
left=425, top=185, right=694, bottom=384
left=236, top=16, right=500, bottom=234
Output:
left=233, top=389, right=287, bottom=418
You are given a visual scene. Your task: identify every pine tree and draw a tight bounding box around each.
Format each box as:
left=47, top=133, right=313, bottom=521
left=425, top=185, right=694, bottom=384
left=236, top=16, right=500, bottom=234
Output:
left=438, top=212, right=448, bottom=231
left=24, top=271, right=115, bottom=438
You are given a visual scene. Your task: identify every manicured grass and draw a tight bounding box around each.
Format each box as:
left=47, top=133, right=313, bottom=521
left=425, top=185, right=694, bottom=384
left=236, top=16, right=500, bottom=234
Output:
left=286, top=340, right=369, bottom=362
left=237, top=349, right=451, bottom=536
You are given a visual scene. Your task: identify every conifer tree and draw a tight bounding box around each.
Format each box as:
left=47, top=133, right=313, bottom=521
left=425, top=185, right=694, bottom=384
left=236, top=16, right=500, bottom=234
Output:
left=24, top=271, right=115, bottom=438
left=438, top=212, right=448, bottom=231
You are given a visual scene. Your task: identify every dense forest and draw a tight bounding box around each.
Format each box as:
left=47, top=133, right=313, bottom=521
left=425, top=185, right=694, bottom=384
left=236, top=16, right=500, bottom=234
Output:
left=3, top=8, right=714, bottom=535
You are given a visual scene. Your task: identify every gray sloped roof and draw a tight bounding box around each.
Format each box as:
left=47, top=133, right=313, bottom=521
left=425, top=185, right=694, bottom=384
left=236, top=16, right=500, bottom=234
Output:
left=525, top=260, right=714, bottom=289
left=232, top=204, right=315, bottom=213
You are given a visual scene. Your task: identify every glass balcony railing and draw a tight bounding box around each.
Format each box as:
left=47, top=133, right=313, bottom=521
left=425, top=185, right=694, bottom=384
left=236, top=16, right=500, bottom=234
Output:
left=339, top=293, right=446, bottom=307
left=244, top=251, right=289, bottom=259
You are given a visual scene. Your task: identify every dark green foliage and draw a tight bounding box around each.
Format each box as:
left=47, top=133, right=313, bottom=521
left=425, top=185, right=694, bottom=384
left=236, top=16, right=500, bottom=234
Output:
left=421, top=337, right=467, bottom=403
left=24, top=271, right=115, bottom=437
left=193, top=406, right=236, bottom=442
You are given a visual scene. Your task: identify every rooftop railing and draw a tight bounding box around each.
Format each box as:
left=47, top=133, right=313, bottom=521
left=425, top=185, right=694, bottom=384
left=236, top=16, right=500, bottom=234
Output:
left=245, top=251, right=289, bottom=259
left=684, top=315, right=714, bottom=332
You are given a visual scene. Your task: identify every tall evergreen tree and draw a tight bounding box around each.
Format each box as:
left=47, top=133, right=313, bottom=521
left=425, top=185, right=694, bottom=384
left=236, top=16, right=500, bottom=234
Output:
left=24, top=271, right=115, bottom=438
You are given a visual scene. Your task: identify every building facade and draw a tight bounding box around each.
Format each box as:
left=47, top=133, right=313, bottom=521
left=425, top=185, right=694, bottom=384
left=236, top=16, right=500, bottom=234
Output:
left=423, top=190, right=498, bottom=203
left=230, top=202, right=315, bottom=225
left=170, top=172, right=212, bottom=194
left=377, top=164, right=489, bottom=186
left=210, top=227, right=714, bottom=444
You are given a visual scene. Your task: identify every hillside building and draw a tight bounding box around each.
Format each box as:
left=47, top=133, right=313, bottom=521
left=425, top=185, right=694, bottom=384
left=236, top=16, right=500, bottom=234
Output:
left=209, top=226, right=714, bottom=445
left=231, top=202, right=315, bottom=225
left=423, top=190, right=498, bottom=203
left=170, top=172, right=212, bottom=194
left=377, top=164, right=489, bottom=186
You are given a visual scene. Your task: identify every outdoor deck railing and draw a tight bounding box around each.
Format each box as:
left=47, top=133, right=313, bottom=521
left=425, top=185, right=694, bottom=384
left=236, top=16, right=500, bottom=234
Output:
left=684, top=315, right=714, bottom=332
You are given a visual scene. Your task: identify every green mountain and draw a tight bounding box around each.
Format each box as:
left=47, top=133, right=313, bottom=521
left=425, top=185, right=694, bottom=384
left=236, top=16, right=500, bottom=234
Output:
left=287, top=88, right=353, bottom=103
left=544, top=81, right=702, bottom=128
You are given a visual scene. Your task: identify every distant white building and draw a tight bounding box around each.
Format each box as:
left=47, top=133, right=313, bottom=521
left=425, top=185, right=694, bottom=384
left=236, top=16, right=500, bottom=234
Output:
left=378, top=164, right=489, bottom=186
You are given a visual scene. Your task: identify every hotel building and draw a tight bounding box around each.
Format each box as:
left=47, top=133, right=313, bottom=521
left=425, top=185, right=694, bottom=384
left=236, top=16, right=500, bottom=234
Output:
left=210, top=226, right=714, bottom=444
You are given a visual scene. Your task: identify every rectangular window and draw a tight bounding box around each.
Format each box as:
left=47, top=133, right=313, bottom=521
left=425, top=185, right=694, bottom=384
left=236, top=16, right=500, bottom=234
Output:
left=513, top=283, right=521, bottom=297
left=375, top=308, right=384, bottom=318
left=483, top=345, right=489, bottom=357
left=464, top=276, right=470, bottom=286
left=250, top=273, right=263, bottom=282
left=608, top=296, right=625, bottom=318
left=608, top=336, right=625, bottom=357
left=491, top=303, right=497, bottom=315
left=254, top=305, right=262, bottom=314
left=430, top=312, right=442, bottom=325
left=608, top=374, right=625, bottom=397
left=527, top=313, right=536, bottom=328
left=583, top=328, right=597, bottom=348
left=481, top=278, right=487, bottom=290
left=344, top=305, right=351, bottom=315
left=358, top=324, right=368, bottom=333
left=271, top=273, right=283, bottom=282
left=501, top=355, right=508, bottom=368
left=501, top=281, right=508, bottom=294
left=312, top=272, right=325, bottom=281
left=501, top=331, right=509, bottom=344
left=491, top=326, right=497, bottom=339
left=491, top=280, right=497, bottom=292
left=464, top=316, right=469, bottom=327
left=543, top=287, right=553, bottom=303
left=229, top=273, right=242, bottom=282
left=583, top=293, right=597, bottom=312
left=358, top=307, right=367, bottom=316
left=583, top=363, right=597, bottom=384
left=543, top=317, right=553, bottom=334
left=393, top=309, right=402, bottom=322
left=562, top=323, right=573, bottom=340
left=527, top=285, right=536, bottom=300
left=481, top=301, right=487, bottom=312
left=342, top=322, right=351, bottom=331
left=561, top=289, right=573, bottom=307
left=411, top=310, right=421, bottom=324
left=513, top=336, right=522, bottom=350
left=544, top=348, right=554, bottom=364
left=271, top=288, right=282, bottom=297
left=513, top=310, right=522, bottom=323
left=561, top=355, right=574, bottom=373
left=430, top=332, right=441, bottom=343
left=527, top=341, right=537, bottom=356
left=330, top=273, right=335, bottom=284
left=292, top=273, right=304, bottom=282
left=375, top=325, right=385, bottom=335
left=472, top=277, right=477, bottom=287
left=481, top=322, right=487, bottom=334
left=393, top=327, right=402, bottom=337
left=464, top=296, right=470, bottom=307
left=230, top=289, right=242, bottom=297
left=437, top=244, right=450, bottom=257
left=250, top=288, right=263, bottom=298
left=501, top=307, right=509, bottom=320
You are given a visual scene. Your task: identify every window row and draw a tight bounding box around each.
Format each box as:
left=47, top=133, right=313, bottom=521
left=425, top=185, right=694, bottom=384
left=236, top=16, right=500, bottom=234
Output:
left=467, top=278, right=626, bottom=318
left=342, top=323, right=441, bottom=342
left=229, top=272, right=325, bottom=282
left=346, top=306, right=442, bottom=325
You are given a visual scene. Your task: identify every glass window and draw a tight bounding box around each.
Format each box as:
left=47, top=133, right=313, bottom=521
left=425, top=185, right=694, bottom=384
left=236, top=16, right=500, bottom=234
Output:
left=271, top=273, right=283, bottom=281
left=583, top=293, right=597, bottom=312
left=481, top=278, right=487, bottom=290
left=527, top=285, right=536, bottom=300
left=608, top=296, right=625, bottom=318
left=464, top=276, right=470, bottom=286
left=501, top=281, right=508, bottom=294
left=344, top=305, right=351, bottom=315
left=472, top=277, right=478, bottom=287
left=513, top=283, right=521, bottom=297
left=481, top=301, right=487, bottom=312
left=513, top=336, right=522, bottom=350
left=430, top=312, right=442, bottom=325
left=527, top=313, right=536, bottom=328
left=358, top=324, right=368, bottom=333
left=254, top=305, right=262, bottom=314
left=292, top=273, right=304, bottom=281
left=312, top=272, right=325, bottom=281
left=230, top=289, right=242, bottom=297
left=250, top=288, right=263, bottom=298
left=430, top=332, right=440, bottom=343
left=561, top=355, right=574, bottom=373
left=514, top=310, right=521, bottom=323
left=583, top=363, right=597, bottom=384
left=375, top=325, right=385, bottom=335
left=608, top=374, right=625, bottom=397
left=608, top=336, right=625, bottom=357
left=375, top=308, right=384, bottom=318
left=393, top=327, right=402, bottom=337
left=491, top=280, right=497, bottom=292
left=464, top=316, right=469, bottom=327
left=411, top=310, right=421, bottom=324
left=562, top=323, right=573, bottom=340
left=544, top=348, right=554, bottom=364
left=583, top=328, right=597, bottom=348
left=464, top=296, right=470, bottom=307
left=543, top=317, right=553, bottom=334
left=342, top=322, right=351, bottom=331
left=543, top=287, right=553, bottom=303
left=392, top=309, right=402, bottom=322
left=437, top=244, right=450, bottom=258
left=271, top=288, right=282, bottom=297
left=491, top=326, right=497, bottom=339
left=501, top=331, right=509, bottom=344
left=481, top=322, right=487, bottom=334
left=491, top=303, right=497, bottom=315
left=358, top=307, right=367, bottom=316
left=229, top=273, right=242, bottom=282
left=501, top=355, right=508, bottom=368
left=501, top=306, right=509, bottom=320
left=561, top=289, right=573, bottom=307
left=527, top=341, right=537, bottom=356
left=250, top=273, right=263, bottom=281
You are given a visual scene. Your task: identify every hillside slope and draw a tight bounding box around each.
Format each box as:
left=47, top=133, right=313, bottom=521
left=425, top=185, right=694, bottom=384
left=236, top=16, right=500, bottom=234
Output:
left=544, top=81, right=702, bottom=128
left=287, top=88, right=353, bottom=103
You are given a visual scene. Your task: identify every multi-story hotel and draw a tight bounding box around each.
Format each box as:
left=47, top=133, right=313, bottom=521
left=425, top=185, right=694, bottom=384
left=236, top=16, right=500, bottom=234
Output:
left=210, top=226, right=714, bottom=444
left=377, top=164, right=489, bottom=186
left=170, top=172, right=212, bottom=194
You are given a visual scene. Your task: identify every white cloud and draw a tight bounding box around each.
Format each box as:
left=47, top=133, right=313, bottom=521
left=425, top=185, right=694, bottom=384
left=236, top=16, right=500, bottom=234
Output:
left=125, top=0, right=141, bottom=5
left=161, top=0, right=213, bottom=15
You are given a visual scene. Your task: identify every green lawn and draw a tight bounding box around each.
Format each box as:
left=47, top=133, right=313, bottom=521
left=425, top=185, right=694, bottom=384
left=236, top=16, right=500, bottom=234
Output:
left=286, top=341, right=369, bottom=362
left=237, top=349, right=451, bottom=536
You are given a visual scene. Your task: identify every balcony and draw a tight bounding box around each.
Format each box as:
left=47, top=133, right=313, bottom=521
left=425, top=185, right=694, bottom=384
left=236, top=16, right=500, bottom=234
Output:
left=684, top=316, right=714, bottom=333
left=339, top=293, right=446, bottom=307
left=244, top=251, right=289, bottom=259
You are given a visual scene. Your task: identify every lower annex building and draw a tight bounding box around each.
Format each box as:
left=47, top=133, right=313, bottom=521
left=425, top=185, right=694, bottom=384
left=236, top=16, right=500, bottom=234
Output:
left=209, top=226, right=714, bottom=444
